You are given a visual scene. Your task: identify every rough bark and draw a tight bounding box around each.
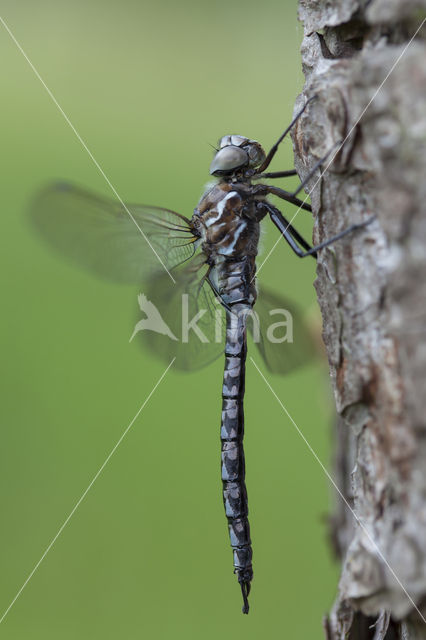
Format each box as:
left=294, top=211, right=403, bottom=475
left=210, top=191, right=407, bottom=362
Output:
left=293, top=2, right=426, bottom=638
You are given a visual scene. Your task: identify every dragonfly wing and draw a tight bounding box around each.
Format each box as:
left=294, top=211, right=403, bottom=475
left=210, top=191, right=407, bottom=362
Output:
left=30, top=183, right=314, bottom=373
left=29, top=182, right=197, bottom=284
left=133, top=254, right=226, bottom=371
left=249, top=285, right=316, bottom=375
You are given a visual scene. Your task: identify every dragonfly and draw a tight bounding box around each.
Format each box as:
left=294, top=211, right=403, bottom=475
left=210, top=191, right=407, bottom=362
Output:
left=29, top=99, right=372, bottom=614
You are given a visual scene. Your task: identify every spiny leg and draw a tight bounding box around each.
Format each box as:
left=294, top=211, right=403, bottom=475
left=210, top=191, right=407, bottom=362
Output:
left=264, top=202, right=375, bottom=258
left=254, top=184, right=312, bottom=213
left=257, top=169, right=298, bottom=180
left=256, top=96, right=317, bottom=173
left=253, top=142, right=341, bottom=214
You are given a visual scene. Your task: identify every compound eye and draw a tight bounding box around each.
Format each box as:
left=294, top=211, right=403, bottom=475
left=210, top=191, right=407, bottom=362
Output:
left=209, top=146, right=249, bottom=175
left=219, top=136, right=232, bottom=149
left=231, top=135, right=248, bottom=147
left=247, top=144, right=265, bottom=167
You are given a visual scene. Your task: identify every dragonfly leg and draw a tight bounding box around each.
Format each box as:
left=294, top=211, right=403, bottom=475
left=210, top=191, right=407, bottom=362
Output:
left=253, top=184, right=312, bottom=213
left=256, top=140, right=338, bottom=183
left=256, top=169, right=298, bottom=180
left=263, top=202, right=375, bottom=259
left=253, top=141, right=342, bottom=214
left=256, top=96, right=317, bottom=173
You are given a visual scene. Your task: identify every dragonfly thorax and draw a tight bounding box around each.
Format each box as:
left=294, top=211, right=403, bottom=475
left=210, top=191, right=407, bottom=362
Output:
left=209, top=135, right=265, bottom=178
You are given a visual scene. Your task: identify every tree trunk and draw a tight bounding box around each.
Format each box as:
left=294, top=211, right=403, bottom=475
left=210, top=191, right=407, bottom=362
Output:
left=293, top=2, right=426, bottom=638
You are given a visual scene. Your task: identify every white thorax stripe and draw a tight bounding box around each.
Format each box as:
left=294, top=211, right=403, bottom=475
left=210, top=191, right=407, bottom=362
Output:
left=205, top=191, right=239, bottom=227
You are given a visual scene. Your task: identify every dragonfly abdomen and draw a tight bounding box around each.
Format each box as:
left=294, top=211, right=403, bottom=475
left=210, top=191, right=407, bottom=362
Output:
left=221, top=302, right=253, bottom=614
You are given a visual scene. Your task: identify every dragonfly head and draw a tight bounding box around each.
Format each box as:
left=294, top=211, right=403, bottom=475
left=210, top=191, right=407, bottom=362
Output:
left=209, top=135, right=266, bottom=178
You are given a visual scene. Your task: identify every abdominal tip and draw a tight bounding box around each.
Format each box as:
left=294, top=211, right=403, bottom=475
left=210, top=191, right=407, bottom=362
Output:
left=240, top=582, right=250, bottom=614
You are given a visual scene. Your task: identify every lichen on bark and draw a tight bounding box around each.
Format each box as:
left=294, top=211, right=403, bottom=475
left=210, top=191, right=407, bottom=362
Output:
left=293, top=1, right=426, bottom=637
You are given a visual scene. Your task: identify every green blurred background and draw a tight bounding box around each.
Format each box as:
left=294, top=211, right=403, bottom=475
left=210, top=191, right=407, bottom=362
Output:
left=0, top=1, right=339, bottom=637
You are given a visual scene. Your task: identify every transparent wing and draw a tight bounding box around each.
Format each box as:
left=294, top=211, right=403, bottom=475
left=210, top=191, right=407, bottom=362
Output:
left=139, top=275, right=315, bottom=374
left=133, top=254, right=226, bottom=371
left=29, top=182, right=197, bottom=284
left=30, top=182, right=225, bottom=371
left=248, top=285, right=316, bottom=374
left=29, top=182, right=314, bottom=374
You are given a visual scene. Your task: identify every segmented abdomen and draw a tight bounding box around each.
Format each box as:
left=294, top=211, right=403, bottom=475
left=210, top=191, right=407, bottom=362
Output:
left=221, top=298, right=253, bottom=613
